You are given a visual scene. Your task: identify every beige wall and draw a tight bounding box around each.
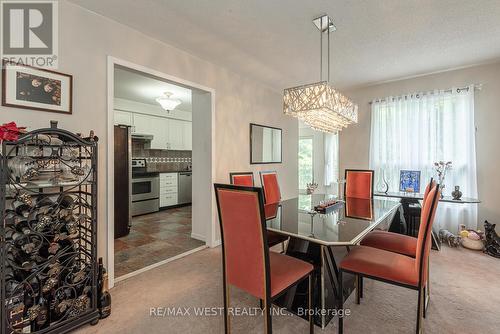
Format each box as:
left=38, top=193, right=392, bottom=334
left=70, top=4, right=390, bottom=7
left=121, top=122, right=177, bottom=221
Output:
left=341, top=61, right=500, bottom=229
left=0, top=1, right=298, bottom=260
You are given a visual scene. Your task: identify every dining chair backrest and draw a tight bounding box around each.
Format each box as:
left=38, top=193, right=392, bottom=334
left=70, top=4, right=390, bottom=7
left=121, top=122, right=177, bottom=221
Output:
left=229, top=172, right=254, bottom=187
left=260, top=171, right=281, bottom=204
left=344, top=169, right=374, bottom=199
left=415, top=184, right=440, bottom=285
left=421, top=178, right=436, bottom=211
left=214, top=184, right=270, bottom=299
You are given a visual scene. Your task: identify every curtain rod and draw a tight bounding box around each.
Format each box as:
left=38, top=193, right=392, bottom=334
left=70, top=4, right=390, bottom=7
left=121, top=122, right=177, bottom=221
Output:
left=368, top=84, right=483, bottom=105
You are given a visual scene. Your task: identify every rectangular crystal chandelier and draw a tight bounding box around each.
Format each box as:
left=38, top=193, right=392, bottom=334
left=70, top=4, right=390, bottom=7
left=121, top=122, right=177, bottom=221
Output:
left=283, top=15, right=358, bottom=133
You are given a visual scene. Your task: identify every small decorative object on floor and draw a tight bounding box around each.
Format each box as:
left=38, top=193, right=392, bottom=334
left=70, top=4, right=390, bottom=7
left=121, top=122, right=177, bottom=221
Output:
left=484, top=221, right=500, bottom=259
left=438, top=229, right=461, bottom=247
left=434, top=161, right=452, bottom=198
left=461, top=228, right=485, bottom=251
left=306, top=181, right=318, bottom=194
left=451, top=185, right=463, bottom=200
left=0, top=122, right=26, bottom=142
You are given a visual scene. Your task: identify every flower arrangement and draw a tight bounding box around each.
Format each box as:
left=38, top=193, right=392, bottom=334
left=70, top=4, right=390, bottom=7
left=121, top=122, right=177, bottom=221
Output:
left=0, top=122, right=26, bottom=142
left=306, top=182, right=318, bottom=195
left=434, top=161, right=452, bottom=196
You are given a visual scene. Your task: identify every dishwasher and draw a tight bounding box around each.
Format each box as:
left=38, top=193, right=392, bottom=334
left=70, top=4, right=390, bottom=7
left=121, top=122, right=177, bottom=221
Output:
left=178, top=172, right=192, bottom=204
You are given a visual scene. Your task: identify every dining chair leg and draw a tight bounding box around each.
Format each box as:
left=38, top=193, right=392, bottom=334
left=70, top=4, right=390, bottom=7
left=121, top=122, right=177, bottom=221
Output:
left=355, top=275, right=360, bottom=305
left=359, top=276, right=364, bottom=299
left=338, top=270, right=344, bottom=334
left=426, top=260, right=430, bottom=305
left=423, top=285, right=427, bottom=319
left=416, top=286, right=424, bottom=334
left=264, top=296, right=272, bottom=334
left=309, top=274, right=314, bottom=334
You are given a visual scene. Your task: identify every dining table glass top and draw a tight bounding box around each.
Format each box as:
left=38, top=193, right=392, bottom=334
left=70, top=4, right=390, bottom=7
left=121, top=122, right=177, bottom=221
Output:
left=265, top=194, right=401, bottom=246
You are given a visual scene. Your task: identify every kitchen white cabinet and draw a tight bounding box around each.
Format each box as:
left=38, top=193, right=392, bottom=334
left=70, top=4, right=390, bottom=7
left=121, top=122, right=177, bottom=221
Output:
left=150, top=118, right=169, bottom=150
left=120, top=111, right=192, bottom=151
left=167, top=119, right=184, bottom=150
left=182, top=121, right=192, bottom=150
left=159, top=173, right=178, bottom=207
left=114, top=110, right=133, bottom=126
left=132, top=113, right=152, bottom=134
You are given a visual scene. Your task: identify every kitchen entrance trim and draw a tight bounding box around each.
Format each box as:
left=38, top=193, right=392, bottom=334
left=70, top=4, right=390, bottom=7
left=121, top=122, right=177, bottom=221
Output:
left=107, top=56, right=216, bottom=288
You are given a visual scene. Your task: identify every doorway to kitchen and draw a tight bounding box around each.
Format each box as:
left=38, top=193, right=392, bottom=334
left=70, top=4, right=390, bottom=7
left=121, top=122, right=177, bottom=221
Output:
left=107, top=57, right=215, bottom=286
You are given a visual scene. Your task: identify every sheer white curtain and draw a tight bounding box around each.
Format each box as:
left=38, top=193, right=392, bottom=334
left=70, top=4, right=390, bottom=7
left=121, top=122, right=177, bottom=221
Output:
left=324, top=132, right=339, bottom=193
left=369, top=86, right=478, bottom=231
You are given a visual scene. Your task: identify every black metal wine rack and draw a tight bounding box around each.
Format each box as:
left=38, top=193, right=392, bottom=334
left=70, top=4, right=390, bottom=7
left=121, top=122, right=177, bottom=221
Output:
left=1, top=128, right=99, bottom=333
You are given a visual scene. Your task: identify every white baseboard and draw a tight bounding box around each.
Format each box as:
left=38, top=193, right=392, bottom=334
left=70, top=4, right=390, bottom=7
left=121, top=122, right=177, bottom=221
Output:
left=211, top=239, right=221, bottom=247
left=114, top=245, right=207, bottom=285
left=191, top=232, right=206, bottom=242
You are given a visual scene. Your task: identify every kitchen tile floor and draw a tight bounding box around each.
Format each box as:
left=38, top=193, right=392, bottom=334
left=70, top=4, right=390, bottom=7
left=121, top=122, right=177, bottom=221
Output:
left=114, top=206, right=204, bottom=277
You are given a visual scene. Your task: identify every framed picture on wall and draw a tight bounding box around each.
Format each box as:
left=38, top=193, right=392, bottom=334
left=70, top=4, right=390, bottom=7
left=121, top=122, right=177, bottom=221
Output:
left=399, top=170, right=421, bottom=193
left=2, top=60, right=73, bottom=114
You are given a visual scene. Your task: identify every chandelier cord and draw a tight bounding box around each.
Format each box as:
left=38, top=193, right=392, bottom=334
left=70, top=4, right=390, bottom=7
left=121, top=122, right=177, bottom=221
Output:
left=320, top=15, right=323, bottom=81
left=328, top=19, right=330, bottom=83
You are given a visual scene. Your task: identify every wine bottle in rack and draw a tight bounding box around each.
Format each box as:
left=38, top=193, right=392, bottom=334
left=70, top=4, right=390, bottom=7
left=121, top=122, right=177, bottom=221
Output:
left=22, top=290, right=35, bottom=333
left=14, top=219, right=32, bottom=235
left=97, top=258, right=103, bottom=307
left=99, top=268, right=112, bottom=319
left=33, top=293, right=49, bottom=331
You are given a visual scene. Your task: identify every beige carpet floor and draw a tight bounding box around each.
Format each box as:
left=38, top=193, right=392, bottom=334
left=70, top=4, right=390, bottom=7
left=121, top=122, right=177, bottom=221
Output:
left=76, top=246, right=500, bottom=334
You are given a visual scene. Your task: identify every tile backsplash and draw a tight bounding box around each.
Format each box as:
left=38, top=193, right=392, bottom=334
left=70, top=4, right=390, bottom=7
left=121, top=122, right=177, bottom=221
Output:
left=132, top=140, right=191, bottom=172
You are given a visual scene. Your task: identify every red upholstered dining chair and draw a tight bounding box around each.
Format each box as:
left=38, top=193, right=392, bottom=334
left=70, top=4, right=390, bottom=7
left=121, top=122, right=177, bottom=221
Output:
left=360, top=178, right=436, bottom=256
left=344, top=169, right=374, bottom=199
left=229, top=172, right=288, bottom=248
left=214, top=184, right=314, bottom=334
left=229, top=172, right=254, bottom=187
left=359, top=178, right=436, bottom=312
left=259, top=171, right=281, bottom=204
left=338, top=185, right=440, bottom=334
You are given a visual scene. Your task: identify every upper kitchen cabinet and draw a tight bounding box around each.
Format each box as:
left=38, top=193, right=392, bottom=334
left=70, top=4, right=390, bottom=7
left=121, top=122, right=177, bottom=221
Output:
left=168, top=119, right=185, bottom=150
left=132, top=113, right=152, bottom=134
left=182, top=121, right=192, bottom=150
left=115, top=110, right=133, bottom=126
left=151, top=118, right=169, bottom=150
left=114, top=105, right=192, bottom=151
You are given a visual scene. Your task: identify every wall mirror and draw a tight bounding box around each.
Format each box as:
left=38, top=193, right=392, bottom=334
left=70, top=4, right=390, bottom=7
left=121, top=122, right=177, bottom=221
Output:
left=250, top=123, right=282, bottom=164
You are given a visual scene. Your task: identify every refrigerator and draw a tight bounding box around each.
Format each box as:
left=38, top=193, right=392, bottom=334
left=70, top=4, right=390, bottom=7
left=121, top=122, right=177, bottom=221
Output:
left=114, top=125, right=132, bottom=238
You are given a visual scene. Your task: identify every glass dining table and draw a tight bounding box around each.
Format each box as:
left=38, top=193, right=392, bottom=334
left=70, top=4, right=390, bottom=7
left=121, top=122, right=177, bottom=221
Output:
left=265, top=194, right=402, bottom=329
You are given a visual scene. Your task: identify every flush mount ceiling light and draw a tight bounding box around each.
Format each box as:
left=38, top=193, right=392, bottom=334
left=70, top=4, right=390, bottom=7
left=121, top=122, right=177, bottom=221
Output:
left=156, top=92, right=181, bottom=111
left=283, top=15, right=358, bottom=133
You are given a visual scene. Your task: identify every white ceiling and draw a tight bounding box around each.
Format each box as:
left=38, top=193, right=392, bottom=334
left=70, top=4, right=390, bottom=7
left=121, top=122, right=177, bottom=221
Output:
left=73, top=0, right=500, bottom=91
left=114, top=66, right=192, bottom=111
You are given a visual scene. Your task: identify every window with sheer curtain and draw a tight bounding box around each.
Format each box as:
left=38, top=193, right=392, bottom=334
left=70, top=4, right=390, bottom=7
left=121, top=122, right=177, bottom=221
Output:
left=369, top=86, right=478, bottom=231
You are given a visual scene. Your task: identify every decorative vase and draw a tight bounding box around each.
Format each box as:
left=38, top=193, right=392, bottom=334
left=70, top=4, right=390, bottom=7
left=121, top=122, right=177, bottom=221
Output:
left=439, top=184, right=445, bottom=198
left=451, top=186, right=462, bottom=200
left=376, top=170, right=389, bottom=194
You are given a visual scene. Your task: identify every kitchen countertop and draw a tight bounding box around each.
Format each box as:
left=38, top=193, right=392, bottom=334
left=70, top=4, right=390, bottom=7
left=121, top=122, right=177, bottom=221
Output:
left=155, top=170, right=192, bottom=173
left=132, top=170, right=192, bottom=178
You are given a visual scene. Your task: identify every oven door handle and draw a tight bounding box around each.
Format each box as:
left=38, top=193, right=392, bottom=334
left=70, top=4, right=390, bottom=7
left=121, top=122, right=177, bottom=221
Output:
left=132, top=177, right=159, bottom=183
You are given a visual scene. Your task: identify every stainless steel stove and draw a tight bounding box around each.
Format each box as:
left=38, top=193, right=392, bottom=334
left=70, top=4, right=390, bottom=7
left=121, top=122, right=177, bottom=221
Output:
left=131, top=159, right=159, bottom=216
